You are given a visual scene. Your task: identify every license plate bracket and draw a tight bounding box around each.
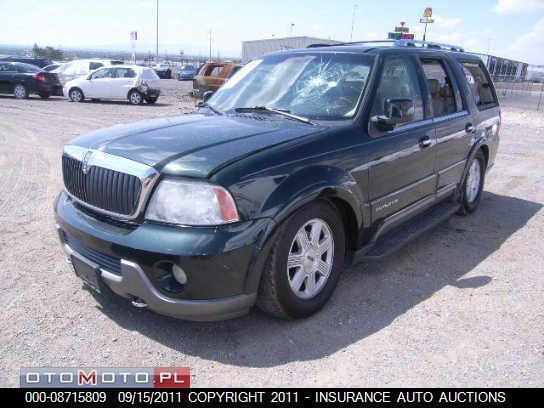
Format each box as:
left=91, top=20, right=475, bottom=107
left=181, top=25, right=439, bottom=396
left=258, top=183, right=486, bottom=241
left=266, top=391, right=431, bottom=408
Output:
left=71, top=255, right=102, bottom=293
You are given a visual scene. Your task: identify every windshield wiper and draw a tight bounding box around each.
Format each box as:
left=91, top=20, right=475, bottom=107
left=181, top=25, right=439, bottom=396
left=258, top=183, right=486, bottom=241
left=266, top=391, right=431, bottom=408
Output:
left=198, top=102, right=223, bottom=115
left=234, top=106, right=314, bottom=125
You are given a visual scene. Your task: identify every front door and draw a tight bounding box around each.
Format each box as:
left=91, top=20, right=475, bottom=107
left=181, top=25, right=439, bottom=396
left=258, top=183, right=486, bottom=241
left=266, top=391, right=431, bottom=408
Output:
left=367, top=55, right=437, bottom=223
left=0, top=63, right=16, bottom=93
left=109, top=67, right=136, bottom=99
left=86, top=68, right=114, bottom=98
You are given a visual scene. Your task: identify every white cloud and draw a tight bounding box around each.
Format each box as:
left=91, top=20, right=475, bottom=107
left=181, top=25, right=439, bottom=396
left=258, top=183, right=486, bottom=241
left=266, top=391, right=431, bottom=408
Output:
left=493, top=0, right=544, bottom=14
left=506, top=16, right=544, bottom=64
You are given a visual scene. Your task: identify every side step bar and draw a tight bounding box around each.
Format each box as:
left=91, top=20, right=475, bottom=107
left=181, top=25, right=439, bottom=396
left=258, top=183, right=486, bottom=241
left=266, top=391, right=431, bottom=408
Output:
left=354, top=200, right=461, bottom=261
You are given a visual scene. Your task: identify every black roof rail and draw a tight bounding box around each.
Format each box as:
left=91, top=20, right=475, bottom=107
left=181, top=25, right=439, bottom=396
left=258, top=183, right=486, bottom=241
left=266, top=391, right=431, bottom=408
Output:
left=307, top=39, right=465, bottom=52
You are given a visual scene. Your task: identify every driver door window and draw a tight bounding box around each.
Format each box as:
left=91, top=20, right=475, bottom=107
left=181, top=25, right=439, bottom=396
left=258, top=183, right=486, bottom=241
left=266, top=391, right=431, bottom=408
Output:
left=370, top=56, right=424, bottom=135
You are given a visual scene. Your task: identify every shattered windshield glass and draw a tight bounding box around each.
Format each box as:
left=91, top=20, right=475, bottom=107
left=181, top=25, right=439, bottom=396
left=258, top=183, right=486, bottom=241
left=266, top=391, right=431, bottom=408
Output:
left=208, top=52, right=374, bottom=120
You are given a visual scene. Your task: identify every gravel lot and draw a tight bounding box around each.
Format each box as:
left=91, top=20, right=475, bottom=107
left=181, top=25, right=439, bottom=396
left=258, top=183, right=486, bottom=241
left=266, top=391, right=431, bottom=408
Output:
left=0, top=79, right=542, bottom=387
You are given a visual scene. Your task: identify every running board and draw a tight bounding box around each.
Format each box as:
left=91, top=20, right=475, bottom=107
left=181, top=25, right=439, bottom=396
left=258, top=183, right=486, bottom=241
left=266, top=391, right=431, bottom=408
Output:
left=354, top=200, right=461, bottom=261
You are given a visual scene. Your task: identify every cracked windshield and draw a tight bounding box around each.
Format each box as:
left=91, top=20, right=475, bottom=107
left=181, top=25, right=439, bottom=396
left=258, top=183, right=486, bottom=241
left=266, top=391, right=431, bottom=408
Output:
left=209, top=53, right=373, bottom=120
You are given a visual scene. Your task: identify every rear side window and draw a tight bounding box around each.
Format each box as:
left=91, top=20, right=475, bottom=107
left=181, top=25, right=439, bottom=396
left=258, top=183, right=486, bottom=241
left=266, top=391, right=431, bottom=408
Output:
left=420, top=59, right=460, bottom=117
left=370, top=56, right=424, bottom=133
left=142, top=69, right=159, bottom=79
left=113, top=68, right=136, bottom=78
left=461, top=62, right=497, bottom=109
left=89, top=62, right=104, bottom=70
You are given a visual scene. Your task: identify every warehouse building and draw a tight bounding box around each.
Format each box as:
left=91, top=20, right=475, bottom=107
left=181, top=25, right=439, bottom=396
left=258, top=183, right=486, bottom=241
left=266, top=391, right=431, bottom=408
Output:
left=473, top=53, right=528, bottom=81
left=241, top=36, right=342, bottom=63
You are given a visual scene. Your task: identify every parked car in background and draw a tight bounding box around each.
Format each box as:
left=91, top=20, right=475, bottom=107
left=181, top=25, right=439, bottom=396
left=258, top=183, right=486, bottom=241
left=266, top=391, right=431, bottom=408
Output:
left=55, top=41, right=500, bottom=321
left=64, top=65, right=161, bottom=105
left=43, top=63, right=61, bottom=72
left=192, top=61, right=242, bottom=96
left=176, top=64, right=198, bottom=80
left=54, top=59, right=124, bottom=86
left=0, top=56, right=53, bottom=68
left=153, top=62, right=172, bottom=79
left=0, top=62, right=62, bottom=99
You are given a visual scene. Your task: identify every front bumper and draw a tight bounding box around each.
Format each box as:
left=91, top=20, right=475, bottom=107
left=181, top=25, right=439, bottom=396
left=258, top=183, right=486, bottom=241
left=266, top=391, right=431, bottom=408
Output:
left=55, top=192, right=271, bottom=321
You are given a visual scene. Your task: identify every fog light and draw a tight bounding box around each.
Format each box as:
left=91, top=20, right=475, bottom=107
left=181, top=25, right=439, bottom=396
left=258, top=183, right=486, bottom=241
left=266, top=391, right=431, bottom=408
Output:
left=172, top=264, right=187, bottom=285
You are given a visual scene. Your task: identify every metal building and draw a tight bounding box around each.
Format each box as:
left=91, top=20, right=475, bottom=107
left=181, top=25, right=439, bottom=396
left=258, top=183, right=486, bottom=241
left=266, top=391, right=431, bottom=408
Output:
left=241, top=36, right=342, bottom=63
left=472, top=53, right=529, bottom=81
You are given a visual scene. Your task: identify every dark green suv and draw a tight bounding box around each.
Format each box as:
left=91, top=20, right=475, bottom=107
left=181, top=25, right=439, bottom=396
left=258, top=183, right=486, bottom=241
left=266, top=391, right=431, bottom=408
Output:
left=55, top=40, right=501, bottom=321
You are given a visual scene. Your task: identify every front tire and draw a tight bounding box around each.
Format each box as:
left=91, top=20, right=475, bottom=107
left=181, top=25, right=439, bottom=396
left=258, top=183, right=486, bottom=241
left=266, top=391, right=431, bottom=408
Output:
left=13, top=84, right=29, bottom=99
left=458, top=150, right=486, bottom=215
left=257, top=201, right=345, bottom=319
left=69, top=88, right=84, bottom=102
left=128, top=90, right=143, bottom=105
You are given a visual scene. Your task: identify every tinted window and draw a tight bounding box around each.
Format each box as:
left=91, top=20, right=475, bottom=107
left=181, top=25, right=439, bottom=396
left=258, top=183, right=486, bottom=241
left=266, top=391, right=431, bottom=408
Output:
left=142, top=69, right=159, bottom=79
left=113, top=68, right=136, bottom=78
left=89, top=62, right=104, bottom=70
left=421, top=59, right=458, bottom=117
left=461, top=62, right=497, bottom=108
left=15, top=63, right=40, bottom=73
left=227, top=66, right=241, bottom=78
left=370, top=56, right=424, bottom=132
left=0, top=63, right=14, bottom=72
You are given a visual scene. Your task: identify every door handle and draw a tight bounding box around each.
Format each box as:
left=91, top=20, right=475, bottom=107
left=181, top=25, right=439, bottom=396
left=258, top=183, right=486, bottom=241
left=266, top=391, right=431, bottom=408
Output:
left=466, top=123, right=475, bottom=133
left=419, top=136, right=432, bottom=148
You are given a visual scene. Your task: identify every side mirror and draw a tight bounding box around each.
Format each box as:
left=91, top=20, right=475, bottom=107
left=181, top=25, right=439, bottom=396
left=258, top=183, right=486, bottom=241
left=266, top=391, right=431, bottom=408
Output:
left=86, top=75, right=92, bottom=80
left=202, top=90, right=214, bottom=102
left=371, top=98, right=415, bottom=131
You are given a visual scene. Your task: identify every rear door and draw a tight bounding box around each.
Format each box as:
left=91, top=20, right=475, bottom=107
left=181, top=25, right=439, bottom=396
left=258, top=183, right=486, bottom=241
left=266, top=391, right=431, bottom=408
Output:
left=417, top=56, right=472, bottom=195
left=109, top=67, right=137, bottom=99
left=86, top=67, right=114, bottom=98
left=367, top=54, right=437, bottom=222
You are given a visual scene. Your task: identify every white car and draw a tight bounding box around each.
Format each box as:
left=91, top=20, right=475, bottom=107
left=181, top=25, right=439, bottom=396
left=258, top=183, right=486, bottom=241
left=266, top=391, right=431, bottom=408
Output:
left=53, top=59, right=124, bottom=86
left=64, top=65, right=161, bottom=105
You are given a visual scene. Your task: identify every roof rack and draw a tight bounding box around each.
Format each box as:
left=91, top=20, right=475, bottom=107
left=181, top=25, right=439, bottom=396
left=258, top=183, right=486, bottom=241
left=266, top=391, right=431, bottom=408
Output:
left=307, top=39, right=464, bottom=52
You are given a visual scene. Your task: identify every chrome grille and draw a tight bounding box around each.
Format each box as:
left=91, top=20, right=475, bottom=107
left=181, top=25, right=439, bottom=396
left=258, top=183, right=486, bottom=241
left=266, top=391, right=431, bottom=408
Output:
left=62, top=155, right=142, bottom=216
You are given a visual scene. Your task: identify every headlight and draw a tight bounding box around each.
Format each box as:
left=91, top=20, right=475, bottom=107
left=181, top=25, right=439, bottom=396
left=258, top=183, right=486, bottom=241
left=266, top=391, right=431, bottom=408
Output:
left=146, top=179, right=239, bottom=226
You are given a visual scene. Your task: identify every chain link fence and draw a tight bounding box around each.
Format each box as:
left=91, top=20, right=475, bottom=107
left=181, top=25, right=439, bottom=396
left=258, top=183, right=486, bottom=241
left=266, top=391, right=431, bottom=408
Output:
left=492, top=75, right=544, bottom=111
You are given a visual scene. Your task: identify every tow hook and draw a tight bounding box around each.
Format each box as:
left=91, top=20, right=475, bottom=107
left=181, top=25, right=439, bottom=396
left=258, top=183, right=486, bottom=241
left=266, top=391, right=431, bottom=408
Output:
left=131, top=297, right=148, bottom=308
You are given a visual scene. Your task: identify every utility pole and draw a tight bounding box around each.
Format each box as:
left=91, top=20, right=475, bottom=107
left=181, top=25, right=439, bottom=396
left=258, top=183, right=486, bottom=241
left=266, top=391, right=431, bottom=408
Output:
left=350, top=4, right=358, bottom=42
left=208, top=29, right=212, bottom=62
left=155, top=0, right=159, bottom=60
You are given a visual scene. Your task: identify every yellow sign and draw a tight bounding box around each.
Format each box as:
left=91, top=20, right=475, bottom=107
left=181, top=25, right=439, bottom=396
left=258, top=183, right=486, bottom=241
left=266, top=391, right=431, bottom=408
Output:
left=424, top=7, right=433, bottom=17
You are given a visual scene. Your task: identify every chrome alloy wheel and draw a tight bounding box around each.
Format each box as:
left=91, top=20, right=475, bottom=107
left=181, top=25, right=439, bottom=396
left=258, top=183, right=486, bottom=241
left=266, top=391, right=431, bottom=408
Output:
left=287, top=218, right=334, bottom=299
left=466, top=159, right=482, bottom=203
left=14, top=84, right=26, bottom=99
left=70, top=89, right=82, bottom=102
left=130, top=91, right=142, bottom=105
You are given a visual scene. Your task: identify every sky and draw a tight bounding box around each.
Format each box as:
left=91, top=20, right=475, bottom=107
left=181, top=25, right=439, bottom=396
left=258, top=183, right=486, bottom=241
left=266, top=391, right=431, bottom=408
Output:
left=1, top=0, right=544, bottom=64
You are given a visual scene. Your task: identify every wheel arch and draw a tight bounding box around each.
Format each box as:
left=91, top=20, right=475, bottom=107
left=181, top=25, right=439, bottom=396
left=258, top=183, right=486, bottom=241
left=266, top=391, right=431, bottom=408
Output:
left=242, top=165, right=366, bottom=294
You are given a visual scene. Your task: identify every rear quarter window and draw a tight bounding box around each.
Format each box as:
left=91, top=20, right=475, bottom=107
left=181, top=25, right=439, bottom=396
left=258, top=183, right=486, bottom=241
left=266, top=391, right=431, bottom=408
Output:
left=460, top=61, right=498, bottom=109
left=142, top=69, right=159, bottom=80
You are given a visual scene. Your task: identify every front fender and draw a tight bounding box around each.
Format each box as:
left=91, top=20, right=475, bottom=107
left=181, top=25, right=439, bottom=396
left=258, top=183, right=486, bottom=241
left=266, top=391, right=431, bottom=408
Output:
left=262, top=165, right=365, bottom=227
left=240, top=165, right=365, bottom=294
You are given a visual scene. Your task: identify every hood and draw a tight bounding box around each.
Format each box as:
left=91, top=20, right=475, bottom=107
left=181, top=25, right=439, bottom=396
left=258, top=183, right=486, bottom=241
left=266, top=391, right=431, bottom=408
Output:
left=69, top=113, right=324, bottom=178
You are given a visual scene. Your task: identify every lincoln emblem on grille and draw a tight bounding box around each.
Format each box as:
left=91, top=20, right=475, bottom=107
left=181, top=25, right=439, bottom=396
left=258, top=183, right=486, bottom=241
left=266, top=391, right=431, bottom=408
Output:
left=81, top=150, right=93, bottom=174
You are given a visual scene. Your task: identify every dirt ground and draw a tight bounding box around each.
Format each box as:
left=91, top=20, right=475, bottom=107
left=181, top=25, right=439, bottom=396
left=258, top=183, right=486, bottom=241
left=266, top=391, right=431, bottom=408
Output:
left=0, top=79, right=542, bottom=387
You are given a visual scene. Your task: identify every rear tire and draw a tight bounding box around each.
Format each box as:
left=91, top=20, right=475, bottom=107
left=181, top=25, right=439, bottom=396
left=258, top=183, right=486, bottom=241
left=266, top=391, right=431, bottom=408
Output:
left=13, top=84, right=29, bottom=99
left=128, top=90, right=143, bottom=105
left=69, top=88, right=84, bottom=102
left=457, top=150, right=486, bottom=215
left=257, top=201, right=345, bottom=319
